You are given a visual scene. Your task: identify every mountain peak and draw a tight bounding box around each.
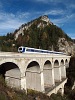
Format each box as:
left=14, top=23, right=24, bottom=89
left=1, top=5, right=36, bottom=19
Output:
left=41, top=15, right=50, bottom=22
left=40, top=15, right=53, bottom=25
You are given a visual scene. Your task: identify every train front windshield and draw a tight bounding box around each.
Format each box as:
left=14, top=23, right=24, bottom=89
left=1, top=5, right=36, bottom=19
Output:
left=18, top=47, right=26, bottom=53
left=18, top=47, right=23, bottom=53
left=19, top=47, right=22, bottom=50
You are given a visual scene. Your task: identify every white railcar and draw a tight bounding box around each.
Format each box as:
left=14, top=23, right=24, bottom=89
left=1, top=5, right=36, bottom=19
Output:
left=18, top=46, right=66, bottom=55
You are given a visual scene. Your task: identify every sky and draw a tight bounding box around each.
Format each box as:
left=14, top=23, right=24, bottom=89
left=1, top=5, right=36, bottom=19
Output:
left=0, top=0, right=75, bottom=39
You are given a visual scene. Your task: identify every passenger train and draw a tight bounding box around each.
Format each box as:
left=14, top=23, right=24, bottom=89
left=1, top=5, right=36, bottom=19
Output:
left=18, top=46, right=66, bottom=55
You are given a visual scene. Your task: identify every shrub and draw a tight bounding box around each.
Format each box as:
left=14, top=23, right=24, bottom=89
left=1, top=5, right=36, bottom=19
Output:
left=0, top=75, right=6, bottom=88
left=0, top=91, right=9, bottom=100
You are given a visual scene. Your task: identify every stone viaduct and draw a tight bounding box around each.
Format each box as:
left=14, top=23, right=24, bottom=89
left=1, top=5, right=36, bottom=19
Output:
left=0, top=52, right=70, bottom=95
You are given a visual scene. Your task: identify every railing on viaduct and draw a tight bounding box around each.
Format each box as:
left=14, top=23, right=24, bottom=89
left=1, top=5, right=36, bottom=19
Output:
left=0, top=52, right=70, bottom=95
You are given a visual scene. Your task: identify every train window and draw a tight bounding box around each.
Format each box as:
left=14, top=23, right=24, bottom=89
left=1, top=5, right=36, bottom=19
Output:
left=31, top=49, right=34, bottom=52
left=44, top=51, right=47, bottom=53
left=40, top=51, right=42, bottom=52
left=26, top=49, right=34, bottom=52
left=26, top=49, right=31, bottom=51
left=34, top=50, right=39, bottom=52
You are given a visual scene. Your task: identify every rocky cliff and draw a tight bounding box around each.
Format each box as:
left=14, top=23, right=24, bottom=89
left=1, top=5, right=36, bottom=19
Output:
left=58, top=38, right=75, bottom=55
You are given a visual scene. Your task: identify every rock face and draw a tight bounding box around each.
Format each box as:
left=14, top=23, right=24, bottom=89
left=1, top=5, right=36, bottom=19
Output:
left=41, top=15, right=53, bottom=25
left=58, top=38, right=75, bottom=55
left=14, top=21, right=34, bottom=40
